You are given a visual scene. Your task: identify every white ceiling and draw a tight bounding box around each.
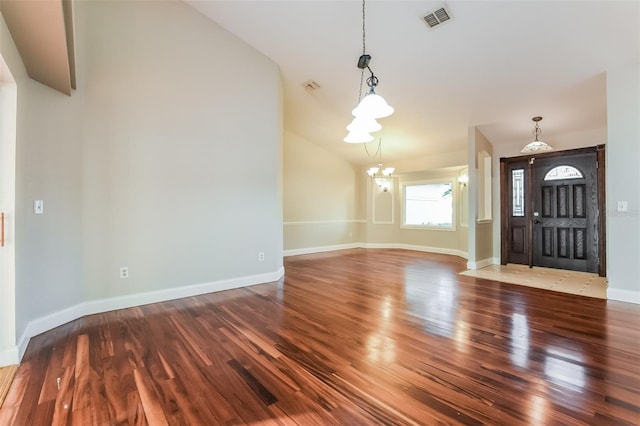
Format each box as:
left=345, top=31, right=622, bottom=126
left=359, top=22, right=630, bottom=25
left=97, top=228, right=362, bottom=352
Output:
left=186, top=1, right=639, bottom=166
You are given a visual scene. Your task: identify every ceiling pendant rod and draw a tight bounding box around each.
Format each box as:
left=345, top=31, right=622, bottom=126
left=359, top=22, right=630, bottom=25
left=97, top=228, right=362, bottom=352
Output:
left=521, top=116, right=553, bottom=154
left=344, top=0, right=394, bottom=144
left=361, top=0, right=366, bottom=56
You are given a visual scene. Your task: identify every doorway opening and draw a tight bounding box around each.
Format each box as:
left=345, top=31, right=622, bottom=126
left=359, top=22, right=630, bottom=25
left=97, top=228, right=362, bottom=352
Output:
left=0, top=53, right=17, bottom=366
left=500, top=146, right=606, bottom=277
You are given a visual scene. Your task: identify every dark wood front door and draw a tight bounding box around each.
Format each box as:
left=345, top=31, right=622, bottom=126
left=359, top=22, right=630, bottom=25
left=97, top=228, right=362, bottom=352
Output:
left=500, top=146, right=606, bottom=276
left=531, top=153, right=599, bottom=272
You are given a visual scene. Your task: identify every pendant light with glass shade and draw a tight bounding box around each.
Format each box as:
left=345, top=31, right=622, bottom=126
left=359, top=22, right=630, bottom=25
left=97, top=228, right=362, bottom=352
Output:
left=352, top=74, right=394, bottom=119
left=344, top=129, right=374, bottom=143
left=344, top=0, right=394, bottom=143
left=346, top=115, right=382, bottom=133
left=521, top=116, right=553, bottom=154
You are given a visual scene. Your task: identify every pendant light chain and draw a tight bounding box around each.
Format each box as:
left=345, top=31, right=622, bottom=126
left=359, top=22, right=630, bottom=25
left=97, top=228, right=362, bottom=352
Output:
left=533, top=120, right=542, bottom=140
left=358, top=70, right=365, bottom=104
left=357, top=0, right=367, bottom=105
left=363, top=138, right=382, bottom=159
left=362, top=0, right=366, bottom=56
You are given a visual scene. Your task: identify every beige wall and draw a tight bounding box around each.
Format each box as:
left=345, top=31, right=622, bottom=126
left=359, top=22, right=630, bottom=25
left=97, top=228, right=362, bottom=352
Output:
left=465, top=127, right=494, bottom=267
left=283, top=130, right=361, bottom=222
left=606, top=63, right=639, bottom=302
left=282, top=136, right=468, bottom=257
left=78, top=1, right=281, bottom=300
left=392, top=148, right=468, bottom=174
left=283, top=130, right=363, bottom=253
left=364, top=168, right=468, bottom=257
left=2, top=0, right=283, bottom=358
left=473, top=129, right=494, bottom=263
left=2, top=8, right=85, bottom=359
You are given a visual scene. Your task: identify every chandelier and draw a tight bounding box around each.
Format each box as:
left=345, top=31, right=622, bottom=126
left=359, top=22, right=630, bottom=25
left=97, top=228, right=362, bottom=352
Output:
left=366, top=139, right=394, bottom=192
left=521, top=116, right=553, bottom=154
left=344, top=0, right=394, bottom=144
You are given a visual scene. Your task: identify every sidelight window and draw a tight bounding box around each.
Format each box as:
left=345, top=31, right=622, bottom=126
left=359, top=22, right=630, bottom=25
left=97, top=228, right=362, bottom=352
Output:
left=512, top=169, right=525, bottom=217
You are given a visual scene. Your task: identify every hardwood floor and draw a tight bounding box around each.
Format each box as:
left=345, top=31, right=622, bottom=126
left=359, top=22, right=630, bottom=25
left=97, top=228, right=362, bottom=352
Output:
left=1, top=249, right=639, bottom=425
left=0, top=365, right=18, bottom=408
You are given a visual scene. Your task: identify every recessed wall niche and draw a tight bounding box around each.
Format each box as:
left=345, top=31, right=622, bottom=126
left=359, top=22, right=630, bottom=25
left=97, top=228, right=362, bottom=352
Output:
left=477, top=151, right=492, bottom=221
left=372, top=179, right=394, bottom=224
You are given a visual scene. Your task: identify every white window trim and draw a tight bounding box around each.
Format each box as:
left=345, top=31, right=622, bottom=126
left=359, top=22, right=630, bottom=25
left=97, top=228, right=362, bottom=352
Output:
left=401, top=178, right=457, bottom=231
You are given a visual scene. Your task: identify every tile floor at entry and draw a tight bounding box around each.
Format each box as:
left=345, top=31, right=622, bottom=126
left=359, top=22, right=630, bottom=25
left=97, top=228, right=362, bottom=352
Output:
left=460, top=263, right=607, bottom=299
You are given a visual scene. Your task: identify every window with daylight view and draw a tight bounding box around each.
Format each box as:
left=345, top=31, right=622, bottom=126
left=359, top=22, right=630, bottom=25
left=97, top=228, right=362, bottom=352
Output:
left=402, top=181, right=454, bottom=230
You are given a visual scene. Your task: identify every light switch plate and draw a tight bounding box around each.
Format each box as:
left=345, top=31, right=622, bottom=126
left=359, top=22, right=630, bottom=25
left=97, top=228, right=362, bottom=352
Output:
left=617, top=201, right=628, bottom=213
left=34, top=200, right=44, bottom=214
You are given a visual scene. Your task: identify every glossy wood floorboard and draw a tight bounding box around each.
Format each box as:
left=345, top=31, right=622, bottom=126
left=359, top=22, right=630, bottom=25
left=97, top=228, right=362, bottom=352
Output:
left=1, top=249, right=639, bottom=425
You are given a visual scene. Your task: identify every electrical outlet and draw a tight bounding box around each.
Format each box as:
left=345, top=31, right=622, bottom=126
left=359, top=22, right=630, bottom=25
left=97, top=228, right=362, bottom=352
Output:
left=120, top=267, right=129, bottom=279
left=258, top=252, right=265, bottom=262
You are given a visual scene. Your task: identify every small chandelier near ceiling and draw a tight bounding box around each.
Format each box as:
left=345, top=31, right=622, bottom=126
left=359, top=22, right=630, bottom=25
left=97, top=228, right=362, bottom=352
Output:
left=521, top=116, right=553, bottom=154
left=366, top=139, right=394, bottom=192
left=344, top=0, right=394, bottom=144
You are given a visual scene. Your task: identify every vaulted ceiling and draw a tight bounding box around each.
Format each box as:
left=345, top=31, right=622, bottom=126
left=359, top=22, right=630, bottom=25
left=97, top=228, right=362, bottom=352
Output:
left=2, top=1, right=638, bottom=168
left=187, top=1, right=639, bottom=166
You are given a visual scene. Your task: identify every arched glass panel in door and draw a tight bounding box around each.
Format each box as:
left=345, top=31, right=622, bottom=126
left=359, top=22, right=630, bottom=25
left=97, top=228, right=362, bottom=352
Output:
left=544, top=165, right=583, bottom=181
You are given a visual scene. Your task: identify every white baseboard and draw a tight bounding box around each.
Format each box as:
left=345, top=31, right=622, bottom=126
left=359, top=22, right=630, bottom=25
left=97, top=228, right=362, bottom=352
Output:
left=284, top=242, right=468, bottom=259
left=17, top=267, right=285, bottom=361
left=283, top=219, right=366, bottom=225
left=361, top=243, right=468, bottom=259
left=0, top=346, right=19, bottom=366
left=467, top=257, right=499, bottom=270
left=607, top=288, right=640, bottom=304
left=284, top=243, right=361, bottom=257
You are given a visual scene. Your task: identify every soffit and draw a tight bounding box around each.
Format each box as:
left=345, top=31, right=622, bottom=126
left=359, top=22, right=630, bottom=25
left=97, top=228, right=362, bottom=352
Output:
left=1, top=0, right=74, bottom=95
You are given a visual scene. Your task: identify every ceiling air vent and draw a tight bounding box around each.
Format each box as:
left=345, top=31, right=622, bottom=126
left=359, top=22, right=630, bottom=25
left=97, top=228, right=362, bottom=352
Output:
left=303, top=80, right=320, bottom=91
left=423, top=5, right=452, bottom=28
